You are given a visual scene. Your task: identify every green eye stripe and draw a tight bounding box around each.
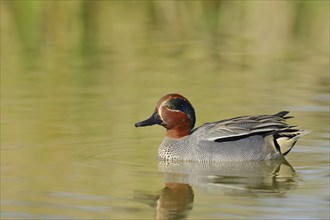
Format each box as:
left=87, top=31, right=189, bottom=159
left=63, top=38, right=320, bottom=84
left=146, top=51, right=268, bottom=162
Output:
left=165, top=98, right=196, bottom=128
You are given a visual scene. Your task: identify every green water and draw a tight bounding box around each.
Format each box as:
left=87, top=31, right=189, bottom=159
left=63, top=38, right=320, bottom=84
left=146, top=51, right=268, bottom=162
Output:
left=1, top=1, right=329, bottom=219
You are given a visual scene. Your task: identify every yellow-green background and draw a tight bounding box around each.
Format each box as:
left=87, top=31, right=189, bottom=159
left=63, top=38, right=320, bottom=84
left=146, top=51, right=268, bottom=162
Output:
left=1, top=1, right=329, bottom=219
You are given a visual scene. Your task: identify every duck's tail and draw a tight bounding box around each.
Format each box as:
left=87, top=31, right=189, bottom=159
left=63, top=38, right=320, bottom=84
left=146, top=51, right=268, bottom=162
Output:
left=273, top=129, right=310, bottom=156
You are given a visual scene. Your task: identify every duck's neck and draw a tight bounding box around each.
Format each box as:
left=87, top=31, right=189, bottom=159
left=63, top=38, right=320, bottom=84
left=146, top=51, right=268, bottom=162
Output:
left=165, top=126, right=191, bottom=139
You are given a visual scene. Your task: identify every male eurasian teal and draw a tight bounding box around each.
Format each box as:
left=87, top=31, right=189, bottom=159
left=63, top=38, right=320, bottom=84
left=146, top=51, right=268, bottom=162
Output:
left=135, top=94, right=309, bottom=162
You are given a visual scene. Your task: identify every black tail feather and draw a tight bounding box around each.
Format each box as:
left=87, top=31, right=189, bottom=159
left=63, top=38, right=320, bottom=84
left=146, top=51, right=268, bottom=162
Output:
left=274, top=111, right=294, bottom=119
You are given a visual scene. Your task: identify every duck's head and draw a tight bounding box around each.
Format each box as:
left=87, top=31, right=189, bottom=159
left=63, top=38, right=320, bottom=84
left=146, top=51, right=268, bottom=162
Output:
left=135, top=94, right=196, bottom=139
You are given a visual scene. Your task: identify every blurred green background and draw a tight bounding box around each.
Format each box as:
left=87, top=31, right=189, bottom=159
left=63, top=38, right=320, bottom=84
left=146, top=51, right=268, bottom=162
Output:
left=3, top=0, right=329, bottom=77
left=2, top=0, right=329, bottom=146
left=1, top=1, right=329, bottom=219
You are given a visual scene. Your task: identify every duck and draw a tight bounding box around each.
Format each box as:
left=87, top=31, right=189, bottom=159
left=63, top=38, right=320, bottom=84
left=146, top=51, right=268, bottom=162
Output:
left=135, top=93, right=309, bottom=162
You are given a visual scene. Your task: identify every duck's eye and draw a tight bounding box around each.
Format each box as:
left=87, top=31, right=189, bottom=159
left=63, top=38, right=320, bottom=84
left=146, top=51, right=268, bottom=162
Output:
left=167, top=105, right=175, bottom=110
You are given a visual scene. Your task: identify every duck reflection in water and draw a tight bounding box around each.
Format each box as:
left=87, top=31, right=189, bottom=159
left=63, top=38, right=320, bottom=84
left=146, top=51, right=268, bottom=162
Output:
left=160, top=158, right=297, bottom=196
left=134, top=182, right=193, bottom=220
left=135, top=158, right=297, bottom=219
left=157, top=182, right=194, bottom=220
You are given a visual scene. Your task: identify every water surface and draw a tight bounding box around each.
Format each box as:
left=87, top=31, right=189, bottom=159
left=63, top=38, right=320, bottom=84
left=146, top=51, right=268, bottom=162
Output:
left=1, top=1, right=329, bottom=219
